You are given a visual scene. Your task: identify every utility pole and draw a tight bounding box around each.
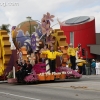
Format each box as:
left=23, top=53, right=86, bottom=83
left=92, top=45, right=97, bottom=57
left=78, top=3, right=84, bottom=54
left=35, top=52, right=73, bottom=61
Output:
left=29, top=20, right=31, bottom=37
left=86, top=50, right=88, bottom=61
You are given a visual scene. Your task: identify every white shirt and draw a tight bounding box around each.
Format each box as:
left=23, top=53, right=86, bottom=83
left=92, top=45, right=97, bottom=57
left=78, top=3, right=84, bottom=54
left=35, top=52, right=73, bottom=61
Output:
left=98, top=62, right=100, bottom=68
left=96, top=62, right=99, bottom=68
left=19, top=52, right=22, bottom=60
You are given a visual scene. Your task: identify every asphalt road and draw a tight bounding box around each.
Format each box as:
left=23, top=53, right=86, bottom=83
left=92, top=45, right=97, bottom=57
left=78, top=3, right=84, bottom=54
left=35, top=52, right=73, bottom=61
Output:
left=0, top=75, right=100, bottom=100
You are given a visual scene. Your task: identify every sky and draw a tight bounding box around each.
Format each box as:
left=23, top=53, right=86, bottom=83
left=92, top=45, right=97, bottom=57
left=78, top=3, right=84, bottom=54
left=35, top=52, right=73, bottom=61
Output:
left=0, top=0, right=100, bottom=33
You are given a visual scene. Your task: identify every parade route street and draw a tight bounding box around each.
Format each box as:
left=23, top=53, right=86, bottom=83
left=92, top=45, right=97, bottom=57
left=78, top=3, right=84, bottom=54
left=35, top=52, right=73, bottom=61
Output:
left=0, top=75, right=100, bottom=100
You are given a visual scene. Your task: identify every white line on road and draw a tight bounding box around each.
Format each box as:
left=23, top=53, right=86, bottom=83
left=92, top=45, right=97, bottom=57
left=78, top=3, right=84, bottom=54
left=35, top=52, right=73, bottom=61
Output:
left=0, top=92, right=41, bottom=100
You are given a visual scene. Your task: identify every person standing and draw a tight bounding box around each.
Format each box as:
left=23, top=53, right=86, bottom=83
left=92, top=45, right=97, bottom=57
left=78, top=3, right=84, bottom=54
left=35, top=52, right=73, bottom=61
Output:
left=91, top=59, right=96, bottom=75
left=77, top=62, right=83, bottom=74
left=96, top=60, right=99, bottom=75
left=98, top=61, right=100, bottom=75
left=41, top=46, right=63, bottom=73
left=26, top=61, right=33, bottom=74
left=35, top=52, right=39, bottom=64
left=56, top=47, right=63, bottom=67
left=16, top=60, right=27, bottom=82
left=67, top=43, right=78, bottom=70
left=17, top=49, right=23, bottom=63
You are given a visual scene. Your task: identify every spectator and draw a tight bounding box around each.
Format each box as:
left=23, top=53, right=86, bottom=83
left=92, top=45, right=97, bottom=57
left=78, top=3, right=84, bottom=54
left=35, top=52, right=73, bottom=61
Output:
left=91, top=59, right=96, bottom=75
left=56, top=47, right=63, bottom=67
left=85, top=60, right=91, bottom=75
left=96, top=60, right=99, bottom=75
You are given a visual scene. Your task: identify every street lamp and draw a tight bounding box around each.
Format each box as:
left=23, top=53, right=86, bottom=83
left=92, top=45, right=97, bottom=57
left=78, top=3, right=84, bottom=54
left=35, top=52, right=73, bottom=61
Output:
left=29, top=20, right=31, bottom=37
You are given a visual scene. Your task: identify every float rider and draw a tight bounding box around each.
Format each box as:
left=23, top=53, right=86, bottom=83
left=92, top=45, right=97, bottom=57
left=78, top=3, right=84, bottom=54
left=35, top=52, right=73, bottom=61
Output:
left=67, top=43, right=78, bottom=70
left=41, top=46, right=63, bottom=73
left=77, top=57, right=86, bottom=74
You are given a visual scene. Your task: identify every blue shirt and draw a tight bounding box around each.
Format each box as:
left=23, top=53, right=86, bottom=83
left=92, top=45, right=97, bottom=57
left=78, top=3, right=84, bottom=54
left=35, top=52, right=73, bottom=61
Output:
left=91, top=62, right=96, bottom=68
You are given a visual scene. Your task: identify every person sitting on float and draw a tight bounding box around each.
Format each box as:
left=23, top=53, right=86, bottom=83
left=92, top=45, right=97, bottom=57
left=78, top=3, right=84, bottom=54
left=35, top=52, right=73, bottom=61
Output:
left=16, top=60, right=27, bottom=82
left=25, top=61, right=33, bottom=75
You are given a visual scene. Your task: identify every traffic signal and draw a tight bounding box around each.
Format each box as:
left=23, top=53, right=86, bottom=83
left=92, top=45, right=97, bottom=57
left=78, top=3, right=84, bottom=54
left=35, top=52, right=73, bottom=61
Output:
left=82, top=48, right=85, bottom=56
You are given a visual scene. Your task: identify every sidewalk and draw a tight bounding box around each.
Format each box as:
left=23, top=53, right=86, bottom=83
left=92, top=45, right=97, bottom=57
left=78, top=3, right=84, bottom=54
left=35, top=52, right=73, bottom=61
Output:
left=0, top=80, right=7, bottom=83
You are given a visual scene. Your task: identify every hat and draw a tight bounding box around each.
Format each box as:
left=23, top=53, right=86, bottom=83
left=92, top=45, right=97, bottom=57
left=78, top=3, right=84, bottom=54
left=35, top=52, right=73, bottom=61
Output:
left=69, top=43, right=73, bottom=46
left=80, top=57, right=83, bottom=59
left=92, top=59, right=95, bottom=61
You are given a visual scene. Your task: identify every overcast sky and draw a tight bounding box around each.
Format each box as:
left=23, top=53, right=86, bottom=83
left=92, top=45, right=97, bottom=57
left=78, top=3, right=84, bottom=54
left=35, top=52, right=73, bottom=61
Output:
left=0, top=0, right=100, bottom=33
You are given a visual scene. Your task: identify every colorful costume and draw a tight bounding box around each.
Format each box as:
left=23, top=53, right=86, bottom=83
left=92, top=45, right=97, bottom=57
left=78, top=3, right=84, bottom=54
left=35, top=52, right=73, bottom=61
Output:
left=67, top=47, right=78, bottom=70
left=40, top=49, right=50, bottom=73
left=42, top=50, right=63, bottom=73
left=77, top=60, right=86, bottom=74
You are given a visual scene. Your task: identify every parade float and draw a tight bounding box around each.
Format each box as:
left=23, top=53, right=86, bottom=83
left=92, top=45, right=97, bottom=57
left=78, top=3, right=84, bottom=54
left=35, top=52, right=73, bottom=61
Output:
left=0, top=30, right=12, bottom=78
left=0, top=12, right=82, bottom=83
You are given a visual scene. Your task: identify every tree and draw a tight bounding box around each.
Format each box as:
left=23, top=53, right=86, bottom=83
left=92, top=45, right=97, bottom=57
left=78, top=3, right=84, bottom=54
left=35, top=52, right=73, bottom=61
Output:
left=0, top=24, right=10, bottom=33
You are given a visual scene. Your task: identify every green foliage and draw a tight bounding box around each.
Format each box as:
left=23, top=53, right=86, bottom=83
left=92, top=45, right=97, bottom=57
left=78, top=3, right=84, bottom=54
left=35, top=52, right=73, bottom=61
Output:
left=0, top=24, right=10, bottom=33
left=7, top=71, right=13, bottom=79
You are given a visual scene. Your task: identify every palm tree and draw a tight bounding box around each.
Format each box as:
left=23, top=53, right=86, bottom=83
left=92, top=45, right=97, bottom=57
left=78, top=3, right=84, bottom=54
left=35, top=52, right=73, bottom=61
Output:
left=0, top=24, right=10, bottom=33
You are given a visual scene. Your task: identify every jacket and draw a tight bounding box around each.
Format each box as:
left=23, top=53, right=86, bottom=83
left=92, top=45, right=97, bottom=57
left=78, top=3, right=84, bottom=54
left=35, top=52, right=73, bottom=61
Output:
left=91, top=62, right=96, bottom=68
left=77, top=60, right=86, bottom=67
left=11, top=30, right=16, bottom=38
left=67, top=47, right=78, bottom=56
left=42, top=50, right=63, bottom=60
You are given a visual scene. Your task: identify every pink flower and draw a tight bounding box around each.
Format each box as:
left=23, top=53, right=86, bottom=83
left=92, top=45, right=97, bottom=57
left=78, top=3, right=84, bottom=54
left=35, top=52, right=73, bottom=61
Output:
left=41, top=12, right=55, bottom=36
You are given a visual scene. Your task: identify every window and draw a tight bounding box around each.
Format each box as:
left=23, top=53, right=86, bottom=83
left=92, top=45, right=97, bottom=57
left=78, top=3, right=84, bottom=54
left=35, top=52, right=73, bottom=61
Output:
left=70, top=32, right=74, bottom=47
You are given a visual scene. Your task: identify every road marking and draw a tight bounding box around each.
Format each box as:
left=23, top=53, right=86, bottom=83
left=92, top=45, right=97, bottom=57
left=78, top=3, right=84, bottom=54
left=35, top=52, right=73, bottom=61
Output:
left=0, top=92, right=41, bottom=100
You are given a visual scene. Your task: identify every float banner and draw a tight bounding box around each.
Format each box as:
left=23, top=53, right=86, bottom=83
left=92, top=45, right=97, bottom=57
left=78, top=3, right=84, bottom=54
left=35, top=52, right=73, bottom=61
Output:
left=31, top=34, right=36, bottom=51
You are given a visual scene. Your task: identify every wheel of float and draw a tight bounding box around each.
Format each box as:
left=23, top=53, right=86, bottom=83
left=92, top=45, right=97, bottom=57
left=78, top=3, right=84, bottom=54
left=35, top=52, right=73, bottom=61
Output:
left=51, top=29, right=68, bottom=50
left=0, top=30, right=11, bottom=76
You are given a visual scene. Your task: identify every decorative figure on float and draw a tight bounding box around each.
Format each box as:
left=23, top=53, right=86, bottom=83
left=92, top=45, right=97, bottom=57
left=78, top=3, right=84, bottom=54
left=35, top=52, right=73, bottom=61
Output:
left=11, top=26, right=16, bottom=47
left=40, top=12, right=55, bottom=42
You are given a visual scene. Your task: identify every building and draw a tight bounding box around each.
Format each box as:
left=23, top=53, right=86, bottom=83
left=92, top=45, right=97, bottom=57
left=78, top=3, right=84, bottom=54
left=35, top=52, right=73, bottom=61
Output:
left=88, top=33, right=100, bottom=60
left=60, top=16, right=96, bottom=59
